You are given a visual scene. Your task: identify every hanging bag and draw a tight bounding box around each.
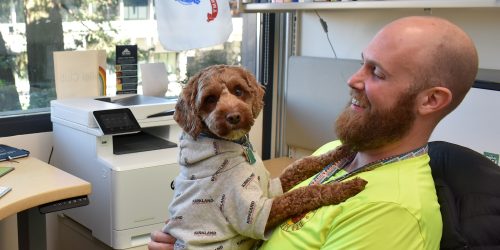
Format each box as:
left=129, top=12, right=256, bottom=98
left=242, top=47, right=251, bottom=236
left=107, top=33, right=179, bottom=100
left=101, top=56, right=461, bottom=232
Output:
left=155, top=0, right=233, bottom=51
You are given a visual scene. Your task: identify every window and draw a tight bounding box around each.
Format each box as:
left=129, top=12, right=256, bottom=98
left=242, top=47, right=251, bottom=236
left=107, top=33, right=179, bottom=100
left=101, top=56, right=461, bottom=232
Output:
left=124, top=0, right=149, bottom=20
left=0, top=0, right=248, bottom=136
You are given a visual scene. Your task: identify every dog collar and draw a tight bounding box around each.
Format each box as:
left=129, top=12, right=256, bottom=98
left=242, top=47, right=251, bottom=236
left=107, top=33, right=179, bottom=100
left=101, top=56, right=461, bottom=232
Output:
left=198, top=132, right=252, bottom=147
left=198, top=132, right=256, bottom=164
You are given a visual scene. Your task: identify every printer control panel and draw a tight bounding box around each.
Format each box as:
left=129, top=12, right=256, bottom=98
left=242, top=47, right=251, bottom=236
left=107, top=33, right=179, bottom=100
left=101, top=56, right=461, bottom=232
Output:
left=93, top=108, right=141, bottom=135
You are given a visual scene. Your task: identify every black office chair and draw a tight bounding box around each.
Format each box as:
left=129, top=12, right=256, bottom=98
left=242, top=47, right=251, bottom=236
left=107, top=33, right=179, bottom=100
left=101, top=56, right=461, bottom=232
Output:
left=428, top=141, right=500, bottom=250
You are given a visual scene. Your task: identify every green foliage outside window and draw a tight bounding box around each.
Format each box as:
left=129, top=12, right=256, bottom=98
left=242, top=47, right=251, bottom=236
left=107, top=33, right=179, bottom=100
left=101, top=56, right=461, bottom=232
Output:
left=0, top=0, right=243, bottom=116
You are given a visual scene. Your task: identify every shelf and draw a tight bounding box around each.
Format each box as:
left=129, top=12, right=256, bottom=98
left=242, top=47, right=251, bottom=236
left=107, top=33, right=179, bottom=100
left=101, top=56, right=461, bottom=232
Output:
left=241, top=0, right=500, bottom=13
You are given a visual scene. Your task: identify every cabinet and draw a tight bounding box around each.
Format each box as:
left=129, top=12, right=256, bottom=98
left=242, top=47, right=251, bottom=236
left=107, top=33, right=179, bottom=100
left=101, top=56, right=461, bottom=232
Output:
left=241, top=0, right=500, bottom=13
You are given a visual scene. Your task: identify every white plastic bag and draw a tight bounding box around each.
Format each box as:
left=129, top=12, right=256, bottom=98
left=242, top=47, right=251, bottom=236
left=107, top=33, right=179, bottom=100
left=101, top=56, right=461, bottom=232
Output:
left=155, top=0, right=233, bottom=51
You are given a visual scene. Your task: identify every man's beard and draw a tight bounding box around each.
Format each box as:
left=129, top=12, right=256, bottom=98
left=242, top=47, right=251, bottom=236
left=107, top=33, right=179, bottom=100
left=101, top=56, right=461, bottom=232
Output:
left=334, top=89, right=419, bottom=151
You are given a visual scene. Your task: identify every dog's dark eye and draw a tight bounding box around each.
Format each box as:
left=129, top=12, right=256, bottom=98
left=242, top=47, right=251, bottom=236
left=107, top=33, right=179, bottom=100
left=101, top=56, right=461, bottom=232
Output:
left=204, top=95, right=218, bottom=104
left=234, top=87, right=243, bottom=97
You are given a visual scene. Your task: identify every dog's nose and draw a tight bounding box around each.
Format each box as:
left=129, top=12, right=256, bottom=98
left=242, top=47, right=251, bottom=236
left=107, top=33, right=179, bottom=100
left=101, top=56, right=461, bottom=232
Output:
left=226, top=113, right=241, bottom=125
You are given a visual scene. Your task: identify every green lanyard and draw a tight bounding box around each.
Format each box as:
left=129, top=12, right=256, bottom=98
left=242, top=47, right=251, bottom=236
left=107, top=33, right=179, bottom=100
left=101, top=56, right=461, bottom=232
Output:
left=310, top=145, right=428, bottom=185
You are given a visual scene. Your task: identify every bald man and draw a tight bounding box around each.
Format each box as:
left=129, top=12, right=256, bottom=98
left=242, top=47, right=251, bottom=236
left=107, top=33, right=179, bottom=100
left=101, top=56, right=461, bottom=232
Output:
left=149, top=16, right=478, bottom=250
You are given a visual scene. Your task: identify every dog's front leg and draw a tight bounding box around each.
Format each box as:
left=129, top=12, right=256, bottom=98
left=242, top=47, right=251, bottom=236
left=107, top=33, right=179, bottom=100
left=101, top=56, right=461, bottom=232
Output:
left=265, top=177, right=367, bottom=231
left=279, top=146, right=350, bottom=192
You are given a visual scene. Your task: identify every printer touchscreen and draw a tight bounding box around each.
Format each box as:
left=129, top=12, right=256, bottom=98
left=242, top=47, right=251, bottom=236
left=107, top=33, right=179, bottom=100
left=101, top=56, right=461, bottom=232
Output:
left=93, top=108, right=141, bottom=135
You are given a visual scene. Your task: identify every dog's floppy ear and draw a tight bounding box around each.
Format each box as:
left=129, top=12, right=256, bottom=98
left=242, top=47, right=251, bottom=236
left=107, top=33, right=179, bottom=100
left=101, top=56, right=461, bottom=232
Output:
left=174, top=72, right=204, bottom=139
left=242, top=68, right=265, bottom=118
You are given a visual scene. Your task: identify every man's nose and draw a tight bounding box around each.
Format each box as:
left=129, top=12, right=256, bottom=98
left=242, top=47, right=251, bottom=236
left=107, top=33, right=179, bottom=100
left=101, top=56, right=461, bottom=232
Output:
left=347, top=68, right=365, bottom=90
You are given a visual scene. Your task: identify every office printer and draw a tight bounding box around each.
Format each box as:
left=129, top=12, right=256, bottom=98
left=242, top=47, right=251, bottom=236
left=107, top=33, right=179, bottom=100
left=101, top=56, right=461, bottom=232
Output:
left=50, top=95, right=181, bottom=249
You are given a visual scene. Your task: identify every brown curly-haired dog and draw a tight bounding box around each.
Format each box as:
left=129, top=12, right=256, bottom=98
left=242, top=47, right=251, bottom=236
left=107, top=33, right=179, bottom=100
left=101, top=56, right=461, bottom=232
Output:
left=174, top=65, right=264, bottom=140
left=168, top=65, right=367, bottom=249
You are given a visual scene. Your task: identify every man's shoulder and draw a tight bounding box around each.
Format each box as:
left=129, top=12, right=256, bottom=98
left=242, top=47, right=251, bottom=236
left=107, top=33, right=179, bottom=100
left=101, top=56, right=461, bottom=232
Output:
left=312, top=140, right=342, bottom=156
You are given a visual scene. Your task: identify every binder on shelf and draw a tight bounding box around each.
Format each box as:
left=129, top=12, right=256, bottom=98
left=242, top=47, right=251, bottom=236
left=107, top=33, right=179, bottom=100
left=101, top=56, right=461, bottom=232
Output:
left=0, top=144, right=30, bottom=162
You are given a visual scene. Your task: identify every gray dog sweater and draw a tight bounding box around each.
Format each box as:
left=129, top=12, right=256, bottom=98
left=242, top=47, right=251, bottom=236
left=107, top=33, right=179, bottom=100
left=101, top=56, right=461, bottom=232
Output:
left=163, top=133, right=283, bottom=250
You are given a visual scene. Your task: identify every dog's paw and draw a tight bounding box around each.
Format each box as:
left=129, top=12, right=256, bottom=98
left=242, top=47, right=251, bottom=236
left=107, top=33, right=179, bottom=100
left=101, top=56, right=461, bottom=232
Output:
left=322, top=177, right=368, bottom=204
left=340, top=177, right=368, bottom=193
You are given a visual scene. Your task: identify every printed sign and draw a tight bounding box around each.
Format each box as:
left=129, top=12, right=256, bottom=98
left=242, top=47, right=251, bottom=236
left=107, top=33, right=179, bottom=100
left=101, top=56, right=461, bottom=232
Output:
left=115, top=45, right=138, bottom=94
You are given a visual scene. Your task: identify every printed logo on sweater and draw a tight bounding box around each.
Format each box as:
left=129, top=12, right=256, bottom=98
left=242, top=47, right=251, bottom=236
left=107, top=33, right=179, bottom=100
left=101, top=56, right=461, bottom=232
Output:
left=219, top=194, right=226, bottom=213
left=236, top=238, right=251, bottom=246
left=213, top=141, right=220, bottom=155
left=171, top=215, right=183, bottom=221
left=246, top=201, right=256, bottom=224
left=241, top=173, right=255, bottom=188
left=194, top=230, right=217, bottom=236
left=219, top=194, right=230, bottom=222
left=212, top=159, right=229, bottom=181
left=280, top=210, right=317, bottom=232
left=169, top=215, right=184, bottom=226
left=192, top=198, right=215, bottom=204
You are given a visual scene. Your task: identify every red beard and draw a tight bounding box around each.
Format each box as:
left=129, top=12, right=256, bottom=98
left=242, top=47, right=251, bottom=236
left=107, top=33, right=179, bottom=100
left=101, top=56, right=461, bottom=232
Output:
left=335, top=89, right=419, bottom=151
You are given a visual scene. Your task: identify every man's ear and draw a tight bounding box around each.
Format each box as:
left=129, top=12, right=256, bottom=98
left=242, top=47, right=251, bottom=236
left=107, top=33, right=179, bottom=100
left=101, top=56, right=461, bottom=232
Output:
left=417, top=87, right=452, bottom=116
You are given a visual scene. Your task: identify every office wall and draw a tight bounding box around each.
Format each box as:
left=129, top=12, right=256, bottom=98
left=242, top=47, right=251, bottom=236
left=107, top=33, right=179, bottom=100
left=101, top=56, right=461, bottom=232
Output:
left=298, top=8, right=500, bottom=70
left=281, top=8, right=499, bottom=154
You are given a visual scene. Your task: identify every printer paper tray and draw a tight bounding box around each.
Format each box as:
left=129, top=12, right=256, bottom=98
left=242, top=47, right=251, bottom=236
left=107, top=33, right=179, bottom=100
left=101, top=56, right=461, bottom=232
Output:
left=113, top=132, right=177, bottom=155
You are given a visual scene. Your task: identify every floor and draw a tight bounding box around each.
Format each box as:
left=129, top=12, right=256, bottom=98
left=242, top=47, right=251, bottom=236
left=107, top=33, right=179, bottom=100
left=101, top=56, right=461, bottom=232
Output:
left=46, top=212, right=148, bottom=250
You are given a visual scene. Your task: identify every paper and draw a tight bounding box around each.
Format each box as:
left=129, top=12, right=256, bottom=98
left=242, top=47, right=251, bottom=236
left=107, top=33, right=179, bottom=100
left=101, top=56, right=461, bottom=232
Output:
left=140, top=63, right=169, bottom=97
left=0, top=186, right=11, bottom=198
left=0, top=166, right=14, bottom=178
left=53, top=50, right=107, bottom=99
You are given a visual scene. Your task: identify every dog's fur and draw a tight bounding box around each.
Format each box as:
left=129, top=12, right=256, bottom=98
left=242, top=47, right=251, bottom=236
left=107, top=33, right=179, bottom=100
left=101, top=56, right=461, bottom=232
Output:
left=174, top=65, right=367, bottom=233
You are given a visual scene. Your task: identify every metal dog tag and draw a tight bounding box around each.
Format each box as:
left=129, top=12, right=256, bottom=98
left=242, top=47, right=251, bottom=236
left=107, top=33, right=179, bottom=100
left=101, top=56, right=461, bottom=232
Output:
left=244, top=147, right=256, bottom=165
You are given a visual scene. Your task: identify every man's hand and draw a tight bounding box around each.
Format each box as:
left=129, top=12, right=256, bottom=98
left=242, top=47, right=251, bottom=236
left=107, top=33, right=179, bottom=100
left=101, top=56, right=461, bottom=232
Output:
left=148, top=230, right=176, bottom=250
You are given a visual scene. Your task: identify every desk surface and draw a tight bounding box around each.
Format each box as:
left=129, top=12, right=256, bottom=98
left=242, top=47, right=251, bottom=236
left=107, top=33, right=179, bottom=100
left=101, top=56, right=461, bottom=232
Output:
left=0, top=157, right=91, bottom=220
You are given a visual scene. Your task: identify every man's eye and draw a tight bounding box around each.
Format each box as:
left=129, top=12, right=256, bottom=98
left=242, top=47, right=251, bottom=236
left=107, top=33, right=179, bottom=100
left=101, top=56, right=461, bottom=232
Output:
left=373, top=67, right=385, bottom=80
left=373, top=70, right=385, bottom=79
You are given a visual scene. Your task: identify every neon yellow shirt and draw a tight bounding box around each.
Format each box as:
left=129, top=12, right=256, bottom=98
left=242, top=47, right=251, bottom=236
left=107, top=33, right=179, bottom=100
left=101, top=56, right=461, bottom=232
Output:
left=260, top=141, right=442, bottom=250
